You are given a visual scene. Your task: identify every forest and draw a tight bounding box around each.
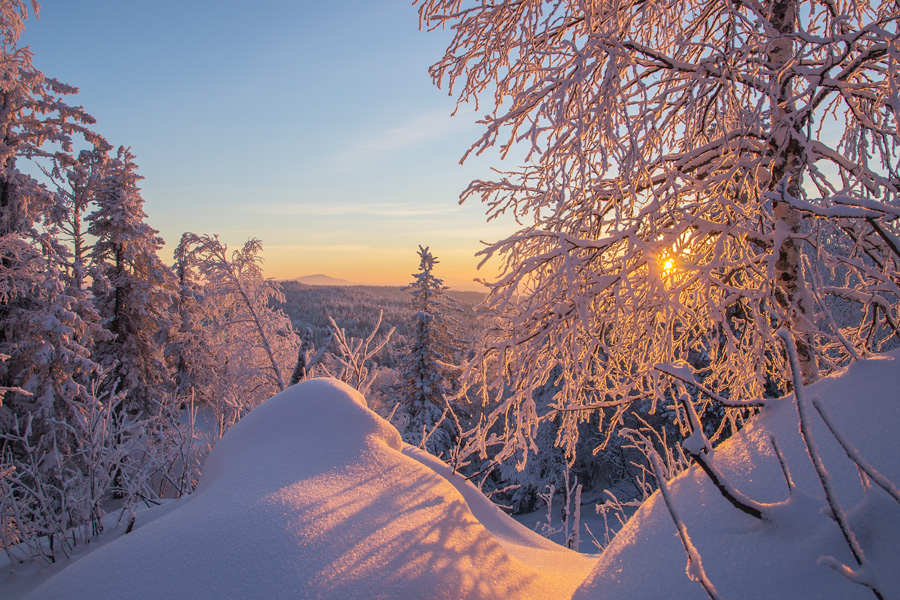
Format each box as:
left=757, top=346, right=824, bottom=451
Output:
left=2, top=0, right=900, bottom=599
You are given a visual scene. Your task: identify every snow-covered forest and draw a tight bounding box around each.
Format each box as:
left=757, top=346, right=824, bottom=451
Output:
left=3, top=0, right=900, bottom=598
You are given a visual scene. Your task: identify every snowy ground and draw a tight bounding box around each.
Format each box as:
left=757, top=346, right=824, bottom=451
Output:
left=4, top=353, right=900, bottom=599
left=9, top=379, right=597, bottom=600
left=577, top=352, right=900, bottom=599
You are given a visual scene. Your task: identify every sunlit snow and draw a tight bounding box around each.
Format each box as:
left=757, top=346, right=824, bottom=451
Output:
left=19, top=379, right=596, bottom=600
left=11, top=354, right=900, bottom=600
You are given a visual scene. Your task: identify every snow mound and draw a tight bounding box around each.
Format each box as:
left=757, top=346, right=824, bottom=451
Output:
left=25, top=378, right=596, bottom=600
left=574, top=352, right=900, bottom=600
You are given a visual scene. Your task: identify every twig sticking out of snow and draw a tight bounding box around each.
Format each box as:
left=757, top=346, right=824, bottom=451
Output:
left=594, top=490, right=645, bottom=551
left=561, top=468, right=582, bottom=552
left=326, top=310, right=395, bottom=395
left=671, top=390, right=765, bottom=520
left=778, top=330, right=885, bottom=600
left=536, top=484, right=561, bottom=540
left=635, top=435, right=723, bottom=600
left=769, top=436, right=795, bottom=496
left=810, top=397, right=900, bottom=508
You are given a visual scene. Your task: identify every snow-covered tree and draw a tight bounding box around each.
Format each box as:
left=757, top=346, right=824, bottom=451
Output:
left=88, top=147, right=176, bottom=413
left=170, top=233, right=219, bottom=403
left=0, top=0, right=104, bottom=457
left=396, top=246, right=463, bottom=457
left=416, top=0, right=900, bottom=462
left=0, top=3, right=183, bottom=559
left=180, top=234, right=298, bottom=424
left=50, top=146, right=111, bottom=290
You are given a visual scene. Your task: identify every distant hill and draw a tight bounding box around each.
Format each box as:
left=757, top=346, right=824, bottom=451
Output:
left=292, top=274, right=355, bottom=286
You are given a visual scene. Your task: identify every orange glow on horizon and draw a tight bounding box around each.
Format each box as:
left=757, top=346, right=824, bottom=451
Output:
left=260, top=245, right=491, bottom=291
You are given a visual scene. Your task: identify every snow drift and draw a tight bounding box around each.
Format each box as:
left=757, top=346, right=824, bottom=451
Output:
left=20, top=354, right=900, bottom=600
left=574, top=352, right=900, bottom=599
left=23, top=378, right=596, bottom=600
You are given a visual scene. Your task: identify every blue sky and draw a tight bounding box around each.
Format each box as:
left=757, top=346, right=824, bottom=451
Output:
left=21, top=1, right=514, bottom=289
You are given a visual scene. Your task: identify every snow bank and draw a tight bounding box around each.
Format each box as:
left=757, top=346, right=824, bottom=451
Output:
left=23, top=378, right=596, bottom=600
left=574, top=352, right=900, bottom=600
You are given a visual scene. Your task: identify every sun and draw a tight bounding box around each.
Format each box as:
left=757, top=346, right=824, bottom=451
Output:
left=661, top=257, right=675, bottom=273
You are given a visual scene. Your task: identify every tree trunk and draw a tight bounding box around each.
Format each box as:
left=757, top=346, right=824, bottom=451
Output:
left=768, top=0, right=820, bottom=384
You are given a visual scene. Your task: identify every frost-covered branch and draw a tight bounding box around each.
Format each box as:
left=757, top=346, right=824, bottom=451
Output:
left=324, top=311, right=394, bottom=395
left=624, top=427, right=723, bottom=600
left=779, top=330, right=885, bottom=600
left=811, top=396, right=900, bottom=507
left=179, top=233, right=298, bottom=408
left=672, top=390, right=765, bottom=520
left=418, top=0, right=900, bottom=470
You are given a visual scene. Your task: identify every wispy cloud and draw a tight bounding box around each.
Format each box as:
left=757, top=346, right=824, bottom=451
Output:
left=267, top=244, right=369, bottom=253
left=242, top=201, right=460, bottom=218
left=331, top=108, right=475, bottom=165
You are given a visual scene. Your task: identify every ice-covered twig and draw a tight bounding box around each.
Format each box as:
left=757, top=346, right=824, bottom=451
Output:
left=655, top=363, right=768, bottom=408
left=672, top=390, right=765, bottom=520
left=867, top=218, right=900, bottom=261
left=778, top=330, right=885, bottom=600
left=811, top=396, right=900, bottom=507
left=326, top=311, right=394, bottom=395
left=646, top=448, right=723, bottom=600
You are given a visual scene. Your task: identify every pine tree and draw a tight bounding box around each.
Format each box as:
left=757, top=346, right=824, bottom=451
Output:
left=396, top=246, right=462, bottom=457
left=0, top=0, right=105, bottom=456
left=88, top=147, right=177, bottom=413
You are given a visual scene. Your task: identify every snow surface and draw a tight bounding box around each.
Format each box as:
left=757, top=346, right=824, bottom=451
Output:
left=20, top=378, right=597, bottom=600
left=12, top=353, right=900, bottom=600
left=574, top=352, right=900, bottom=599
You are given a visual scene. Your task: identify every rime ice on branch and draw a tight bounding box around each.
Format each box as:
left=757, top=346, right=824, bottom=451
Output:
left=416, top=0, right=900, bottom=465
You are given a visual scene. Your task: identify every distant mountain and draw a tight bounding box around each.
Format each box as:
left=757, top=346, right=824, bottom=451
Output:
left=292, top=274, right=355, bottom=286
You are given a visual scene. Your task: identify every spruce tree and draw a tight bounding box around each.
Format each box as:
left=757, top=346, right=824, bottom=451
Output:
left=0, top=0, right=105, bottom=453
left=88, top=147, right=176, bottom=413
left=0, top=1, right=117, bottom=546
left=396, top=246, right=462, bottom=458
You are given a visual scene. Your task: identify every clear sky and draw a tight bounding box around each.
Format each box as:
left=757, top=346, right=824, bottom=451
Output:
left=20, top=1, right=515, bottom=290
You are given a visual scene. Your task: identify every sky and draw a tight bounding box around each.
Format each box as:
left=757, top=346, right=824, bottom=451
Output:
left=20, top=1, right=517, bottom=290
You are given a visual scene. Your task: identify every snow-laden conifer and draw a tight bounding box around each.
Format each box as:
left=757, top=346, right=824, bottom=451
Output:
left=88, top=147, right=177, bottom=413
left=0, top=3, right=190, bottom=561
left=396, top=246, right=464, bottom=458
left=0, top=0, right=104, bottom=495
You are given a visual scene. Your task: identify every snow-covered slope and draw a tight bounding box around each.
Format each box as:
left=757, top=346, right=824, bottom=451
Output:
left=19, top=354, right=900, bottom=600
left=23, top=379, right=596, bottom=600
left=574, top=352, right=900, bottom=600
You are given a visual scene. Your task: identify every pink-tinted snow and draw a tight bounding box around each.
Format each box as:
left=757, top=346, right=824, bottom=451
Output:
left=16, top=352, right=900, bottom=600
left=573, top=352, right=900, bottom=599
left=22, top=378, right=596, bottom=600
